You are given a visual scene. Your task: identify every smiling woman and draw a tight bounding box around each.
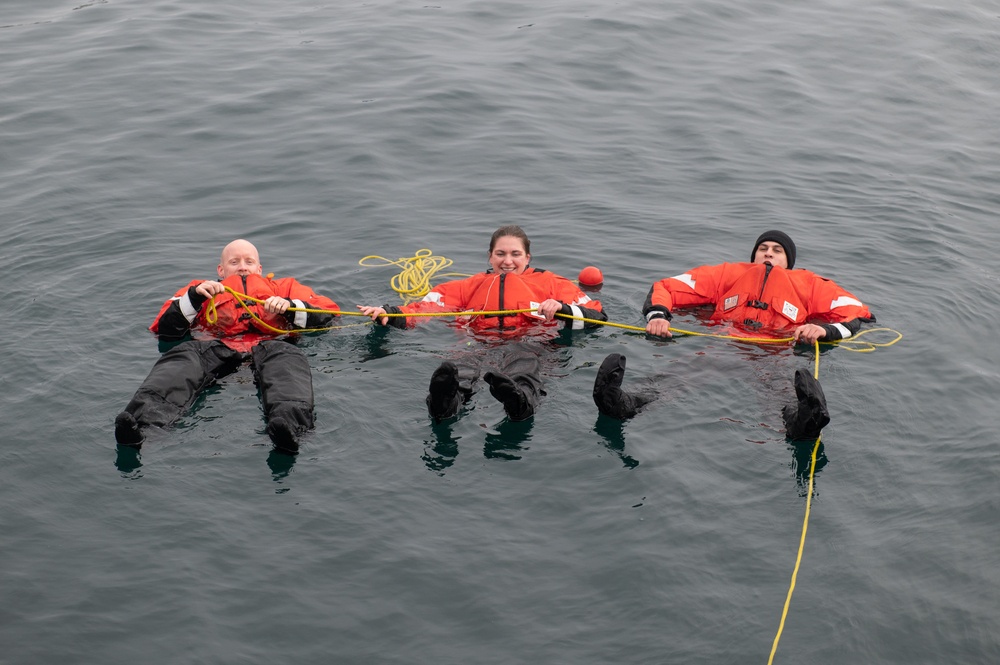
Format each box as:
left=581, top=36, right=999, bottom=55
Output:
left=357, top=225, right=608, bottom=423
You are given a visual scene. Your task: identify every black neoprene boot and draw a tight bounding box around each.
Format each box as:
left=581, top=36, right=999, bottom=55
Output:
left=593, top=353, right=653, bottom=420
left=782, top=369, right=830, bottom=440
left=267, top=417, right=299, bottom=453
left=427, top=362, right=462, bottom=423
left=114, top=411, right=144, bottom=447
left=484, top=371, right=534, bottom=421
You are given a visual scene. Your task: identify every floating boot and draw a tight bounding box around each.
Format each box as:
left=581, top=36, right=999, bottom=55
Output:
left=484, top=371, right=534, bottom=422
left=593, top=353, right=653, bottom=420
left=427, top=362, right=462, bottom=423
left=114, top=411, right=144, bottom=447
left=782, top=369, right=830, bottom=440
left=266, top=417, right=299, bottom=454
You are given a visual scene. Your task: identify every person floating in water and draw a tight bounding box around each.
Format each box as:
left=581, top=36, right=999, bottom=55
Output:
left=593, top=230, right=875, bottom=439
left=358, top=225, right=607, bottom=423
left=114, top=239, right=339, bottom=453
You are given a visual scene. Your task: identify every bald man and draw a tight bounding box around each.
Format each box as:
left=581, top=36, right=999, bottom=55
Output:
left=114, top=239, right=339, bottom=453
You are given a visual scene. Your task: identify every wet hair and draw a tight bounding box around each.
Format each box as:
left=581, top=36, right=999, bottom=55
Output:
left=489, top=225, right=531, bottom=255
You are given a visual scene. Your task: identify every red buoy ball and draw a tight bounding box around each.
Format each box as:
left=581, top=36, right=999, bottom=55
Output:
left=578, top=266, right=604, bottom=287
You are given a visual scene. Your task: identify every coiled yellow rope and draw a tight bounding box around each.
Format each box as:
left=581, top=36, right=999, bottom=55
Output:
left=358, top=249, right=470, bottom=303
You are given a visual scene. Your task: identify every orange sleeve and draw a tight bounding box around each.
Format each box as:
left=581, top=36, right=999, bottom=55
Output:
left=643, top=263, right=734, bottom=318
left=801, top=272, right=873, bottom=323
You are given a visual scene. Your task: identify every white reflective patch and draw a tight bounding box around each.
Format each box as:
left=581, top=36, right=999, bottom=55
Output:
left=422, top=291, right=444, bottom=305
left=291, top=299, right=307, bottom=328
left=830, top=296, right=862, bottom=309
left=832, top=322, right=852, bottom=339
left=569, top=304, right=585, bottom=329
left=782, top=301, right=800, bottom=321
left=179, top=292, right=198, bottom=322
left=723, top=295, right=738, bottom=311
left=671, top=273, right=696, bottom=289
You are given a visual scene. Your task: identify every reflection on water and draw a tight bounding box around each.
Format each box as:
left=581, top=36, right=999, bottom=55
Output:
left=788, top=438, right=828, bottom=498
left=114, top=444, right=143, bottom=475
left=422, top=416, right=535, bottom=472
left=267, top=448, right=297, bottom=482
left=354, top=326, right=395, bottom=363
left=593, top=415, right=640, bottom=469
left=483, top=417, right=532, bottom=461
left=423, top=423, right=460, bottom=473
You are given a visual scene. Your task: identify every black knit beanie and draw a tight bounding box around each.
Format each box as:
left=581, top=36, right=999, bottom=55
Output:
left=751, top=230, right=796, bottom=269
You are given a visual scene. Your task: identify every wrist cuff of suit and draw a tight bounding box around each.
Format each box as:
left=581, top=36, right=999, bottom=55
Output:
left=645, top=308, right=672, bottom=322
left=187, top=285, right=209, bottom=310
left=383, top=305, right=407, bottom=329
left=820, top=323, right=851, bottom=341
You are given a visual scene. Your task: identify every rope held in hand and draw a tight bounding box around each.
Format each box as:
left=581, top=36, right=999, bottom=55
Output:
left=210, top=286, right=903, bottom=353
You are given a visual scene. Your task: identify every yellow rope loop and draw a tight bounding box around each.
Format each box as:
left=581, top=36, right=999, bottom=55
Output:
left=209, top=286, right=367, bottom=334
left=828, top=327, right=904, bottom=352
left=359, top=249, right=471, bottom=303
left=206, top=297, right=218, bottom=324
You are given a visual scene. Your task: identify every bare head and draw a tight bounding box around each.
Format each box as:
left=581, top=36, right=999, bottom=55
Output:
left=217, top=239, right=263, bottom=279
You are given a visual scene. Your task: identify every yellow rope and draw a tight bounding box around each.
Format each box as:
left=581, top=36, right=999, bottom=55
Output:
left=553, top=313, right=902, bottom=352
left=767, top=340, right=823, bottom=665
left=207, top=287, right=367, bottom=334
left=359, top=249, right=470, bottom=303
left=211, top=287, right=904, bottom=353
left=767, top=437, right=822, bottom=664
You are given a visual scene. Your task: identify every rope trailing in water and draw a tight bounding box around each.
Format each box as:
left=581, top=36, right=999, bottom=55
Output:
left=358, top=249, right=471, bottom=303
left=767, top=340, right=822, bottom=665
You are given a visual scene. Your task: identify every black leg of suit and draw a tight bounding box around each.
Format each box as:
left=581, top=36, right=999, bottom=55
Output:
left=122, top=340, right=245, bottom=430
left=251, top=340, right=315, bottom=435
left=493, top=345, right=544, bottom=416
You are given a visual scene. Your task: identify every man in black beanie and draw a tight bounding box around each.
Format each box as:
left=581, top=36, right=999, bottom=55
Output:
left=593, top=230, right=875, bottom=440
left=750, top=230, right=796, bottom=269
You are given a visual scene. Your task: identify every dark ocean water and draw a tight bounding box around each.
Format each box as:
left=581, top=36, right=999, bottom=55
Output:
left=2, top=1, right=998, bottom=663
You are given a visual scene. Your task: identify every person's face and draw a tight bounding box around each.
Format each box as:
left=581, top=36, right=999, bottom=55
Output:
left=488, top=236, right=530, bottom=275
left=218, top=240, right=263, bottom=279
left=753, top=241, right=788, bottom=269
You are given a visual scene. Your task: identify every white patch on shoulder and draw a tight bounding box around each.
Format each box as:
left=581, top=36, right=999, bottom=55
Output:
left=782, top=301, right=800, bottom=321
left=723, top=295, right=739, bottom=311
left=672, top=273, right=696, bottom=289
left=830, top=296, right=862, bottom=308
